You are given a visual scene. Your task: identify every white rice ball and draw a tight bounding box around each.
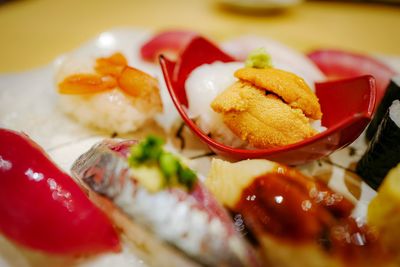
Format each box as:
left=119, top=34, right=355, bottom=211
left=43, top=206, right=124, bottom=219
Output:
left=185, top=61, right=247, bottom=148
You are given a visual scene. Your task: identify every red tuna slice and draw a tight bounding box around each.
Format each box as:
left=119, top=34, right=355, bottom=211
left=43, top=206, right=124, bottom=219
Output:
left=140, top=30, right=198, bottom=62
left=308, top=49, right=397, bottom=105
left=0, top=128, right=120, bottom=255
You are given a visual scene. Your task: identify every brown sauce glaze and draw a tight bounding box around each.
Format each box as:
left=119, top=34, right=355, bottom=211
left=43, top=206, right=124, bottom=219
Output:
left=234, top=166, right=388, bottom=263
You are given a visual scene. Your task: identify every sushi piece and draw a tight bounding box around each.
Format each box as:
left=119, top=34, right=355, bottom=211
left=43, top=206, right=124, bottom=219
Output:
left=0, top=128, right=120, bottom=255
left=71, top=136, right=261, bottom=267
left=56, top=52, right=163, bottom=134
left=356, top=100, right=400, bottom=190
left=366, top=77, right=400, bottom=140
left=205, top=159, right=393, bottom=267
left=185, top=48, right=324, bottom=149
left=368, top=163, right=400, bottom=264
left=211, top=67, right=322, bottom=148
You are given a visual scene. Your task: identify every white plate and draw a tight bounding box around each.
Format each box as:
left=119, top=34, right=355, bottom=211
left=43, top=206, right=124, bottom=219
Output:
left=1, top=28, right=397, bottom=267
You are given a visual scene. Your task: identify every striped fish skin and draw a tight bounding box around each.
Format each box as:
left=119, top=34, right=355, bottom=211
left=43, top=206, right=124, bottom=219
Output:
left=71, top=140, right=261, bottom=267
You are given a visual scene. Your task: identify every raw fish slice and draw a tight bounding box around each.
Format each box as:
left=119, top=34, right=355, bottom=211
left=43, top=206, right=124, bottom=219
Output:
left=308, top=49, right=397, bottom=104
left=0, top=128, right=120, bottom=255
left=140, top=30, right=198, bottom=62
left=71, top=140, right=261, bottom=267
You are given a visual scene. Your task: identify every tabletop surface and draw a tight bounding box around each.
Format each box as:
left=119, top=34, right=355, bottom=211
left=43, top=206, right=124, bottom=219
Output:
left=0, top=0, right=399, bottom=73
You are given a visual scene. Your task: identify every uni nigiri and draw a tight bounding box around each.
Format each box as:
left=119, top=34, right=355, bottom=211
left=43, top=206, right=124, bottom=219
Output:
left=185, top=48, right=324, bottom=149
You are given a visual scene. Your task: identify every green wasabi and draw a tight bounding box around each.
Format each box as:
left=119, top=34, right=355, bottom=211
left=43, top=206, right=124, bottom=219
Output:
left=129, top=135, right=163, bottom=164
left=159, top=152, right=179, bottom=178
left=245, top=47, right=272, bottom=69
left=128, top=136, right=197, bottom=190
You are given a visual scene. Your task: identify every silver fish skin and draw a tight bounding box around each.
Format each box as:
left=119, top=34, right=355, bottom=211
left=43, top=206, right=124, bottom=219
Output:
left=71, top=140, right=261, bottom=267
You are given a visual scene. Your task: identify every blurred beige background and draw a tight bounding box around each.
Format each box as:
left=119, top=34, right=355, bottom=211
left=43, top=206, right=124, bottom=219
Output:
left=0, top=0, right=399, bottom=72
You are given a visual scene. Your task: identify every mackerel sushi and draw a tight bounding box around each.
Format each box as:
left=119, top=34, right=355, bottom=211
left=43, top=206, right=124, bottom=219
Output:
left=71, top=136, right=261, bottom=267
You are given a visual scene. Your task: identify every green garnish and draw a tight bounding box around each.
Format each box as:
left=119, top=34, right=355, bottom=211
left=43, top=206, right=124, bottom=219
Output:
left=159, top=152, right=179, bottom=178
left=129, top=135, right=164, bottom=164
left=178, top=166, right=196, bottom=189
left=128, top=136, right=197, bottom=191
left=245, top=47, right=272, bottom=69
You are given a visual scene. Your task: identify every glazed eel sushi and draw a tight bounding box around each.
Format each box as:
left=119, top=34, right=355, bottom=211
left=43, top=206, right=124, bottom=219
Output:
left=71, top=137, right=261, bottom=267
left=206, top=159, right=396, bottom=267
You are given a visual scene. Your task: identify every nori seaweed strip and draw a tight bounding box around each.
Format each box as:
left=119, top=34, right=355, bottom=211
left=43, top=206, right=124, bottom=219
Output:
left=357, top=100, right=400, bottom=190
left=366, top=77, right=400, bottom=140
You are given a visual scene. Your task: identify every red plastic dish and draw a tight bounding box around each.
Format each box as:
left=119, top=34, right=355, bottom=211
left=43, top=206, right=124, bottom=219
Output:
left=159, top=37, right=376, bottom=165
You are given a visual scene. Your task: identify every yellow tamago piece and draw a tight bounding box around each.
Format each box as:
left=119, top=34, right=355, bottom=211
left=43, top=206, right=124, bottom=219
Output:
left=368, top=163, right=400, bottom=256
left=205, top=158, right=276, bottom=208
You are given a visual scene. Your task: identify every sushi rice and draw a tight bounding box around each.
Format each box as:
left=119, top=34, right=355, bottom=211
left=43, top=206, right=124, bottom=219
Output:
left=185, top=61, right=248, bottom=148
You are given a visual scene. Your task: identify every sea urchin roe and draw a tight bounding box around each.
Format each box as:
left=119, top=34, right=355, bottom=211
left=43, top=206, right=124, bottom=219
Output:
left=211, top=82, right=317, bottom=148
left=208, top=62, right=323, bottom=148
left=234, top=168, right=386, bottom=263
left=234, top=67, right=322, bottom=120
